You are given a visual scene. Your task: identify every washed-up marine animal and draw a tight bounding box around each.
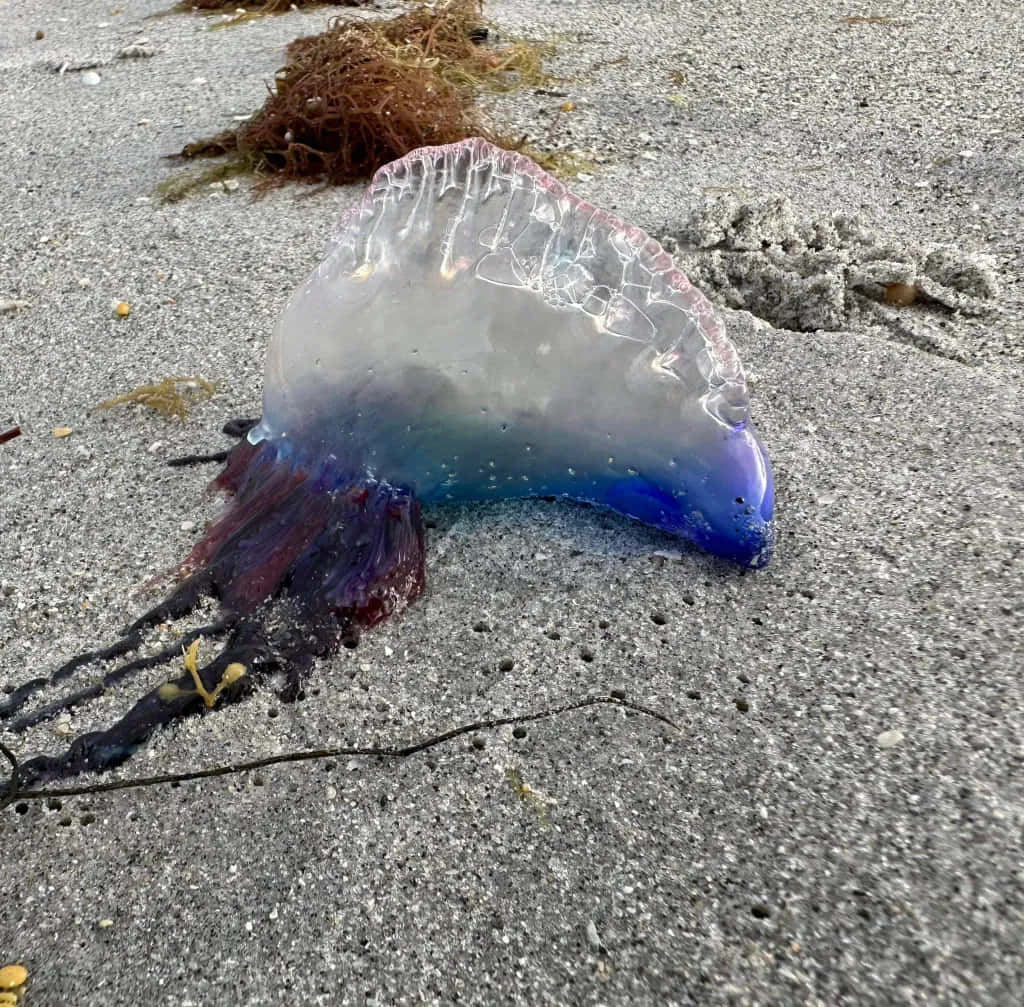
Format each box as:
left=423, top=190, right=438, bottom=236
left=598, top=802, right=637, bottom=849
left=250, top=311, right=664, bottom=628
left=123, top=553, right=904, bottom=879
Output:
left=0, top=138, right=775, bottom=790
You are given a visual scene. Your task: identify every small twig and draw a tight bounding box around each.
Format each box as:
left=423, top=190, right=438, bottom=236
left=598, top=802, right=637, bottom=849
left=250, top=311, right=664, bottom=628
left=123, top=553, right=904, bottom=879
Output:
left=167, top=416, right=258, bottom=466
left=587, top=53, right=627, bottom=73
left=0, top=426, right=22, bottom=445
left=167, top=449, right=232, bottom=467
left=0, top=695, right=678, bottom=810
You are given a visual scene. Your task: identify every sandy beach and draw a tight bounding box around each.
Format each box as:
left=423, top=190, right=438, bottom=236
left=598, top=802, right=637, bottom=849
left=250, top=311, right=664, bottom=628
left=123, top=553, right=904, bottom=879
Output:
left=1, top=1, right=1021, bottom=1003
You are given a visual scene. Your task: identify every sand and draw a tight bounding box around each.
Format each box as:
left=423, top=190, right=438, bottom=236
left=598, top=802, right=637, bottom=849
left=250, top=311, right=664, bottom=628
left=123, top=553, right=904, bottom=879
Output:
left=1, top=1, right=1021, bottom=1004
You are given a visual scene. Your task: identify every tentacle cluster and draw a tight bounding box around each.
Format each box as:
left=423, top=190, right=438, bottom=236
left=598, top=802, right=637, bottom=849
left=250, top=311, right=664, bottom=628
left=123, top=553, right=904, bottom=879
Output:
left=1, top=422, right=425, bottom=791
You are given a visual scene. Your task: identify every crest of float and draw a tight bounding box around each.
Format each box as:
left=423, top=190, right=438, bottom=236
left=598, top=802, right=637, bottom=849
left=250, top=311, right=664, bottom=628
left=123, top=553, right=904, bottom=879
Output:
left=1, top=138, right=773, bottom=790
left=255, top=137, right=774, bottom=566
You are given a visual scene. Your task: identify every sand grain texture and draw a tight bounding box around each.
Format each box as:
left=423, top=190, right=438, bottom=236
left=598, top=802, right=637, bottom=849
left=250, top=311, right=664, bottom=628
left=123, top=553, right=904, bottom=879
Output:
left=1, top=1, right=1021, bottom=1004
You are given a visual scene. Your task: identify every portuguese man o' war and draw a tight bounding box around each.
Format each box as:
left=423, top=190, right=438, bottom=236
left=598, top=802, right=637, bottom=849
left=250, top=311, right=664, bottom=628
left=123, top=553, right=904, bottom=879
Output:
left=1, top=138, right=773, bottom=790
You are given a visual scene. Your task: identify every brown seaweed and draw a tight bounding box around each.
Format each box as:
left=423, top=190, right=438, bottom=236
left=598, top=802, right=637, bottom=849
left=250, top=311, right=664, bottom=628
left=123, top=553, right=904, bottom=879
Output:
left=178, top=0, right=549, bottom=186
left=95, top=377, right=218, bottom=422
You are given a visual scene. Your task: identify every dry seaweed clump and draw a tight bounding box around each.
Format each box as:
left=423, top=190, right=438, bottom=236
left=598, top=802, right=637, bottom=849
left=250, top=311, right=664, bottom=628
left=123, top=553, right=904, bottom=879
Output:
left=178, top=0, right=549, bottom=186
left=95, top=377, right=218, bottom=422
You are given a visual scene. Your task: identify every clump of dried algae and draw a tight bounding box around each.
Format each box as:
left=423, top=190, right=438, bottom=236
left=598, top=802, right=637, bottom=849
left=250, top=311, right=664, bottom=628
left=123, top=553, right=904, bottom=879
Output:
left=173, top=0, right=554, bottom=191
left=95, top=377, right=218, bottom=422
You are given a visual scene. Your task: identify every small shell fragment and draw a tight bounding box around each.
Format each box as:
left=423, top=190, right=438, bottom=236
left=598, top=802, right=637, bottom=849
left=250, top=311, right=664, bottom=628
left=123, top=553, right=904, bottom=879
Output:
left=53, top=426, right=73, bottom=438
left=884, top=282, right=917, bottom=307
left=0, top=965, right=28, bottom=989
left=115, top=301, right=131, bottom=317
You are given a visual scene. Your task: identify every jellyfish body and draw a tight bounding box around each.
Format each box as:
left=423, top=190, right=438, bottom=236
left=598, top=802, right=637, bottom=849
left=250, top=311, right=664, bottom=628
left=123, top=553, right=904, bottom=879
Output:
left=1, top=139, right=773, bottom=790
left=257, top=137, right=773, bottom=567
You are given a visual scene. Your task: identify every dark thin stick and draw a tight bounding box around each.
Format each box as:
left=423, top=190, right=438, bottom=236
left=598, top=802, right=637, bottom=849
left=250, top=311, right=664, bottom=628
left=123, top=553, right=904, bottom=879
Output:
left=167, top=449, right=232, bottom=468
left=167, top=416, right=258, bottom=467
left=1, top=695, right=678, bottom=809
left=0, top=426, right=22, bottom=445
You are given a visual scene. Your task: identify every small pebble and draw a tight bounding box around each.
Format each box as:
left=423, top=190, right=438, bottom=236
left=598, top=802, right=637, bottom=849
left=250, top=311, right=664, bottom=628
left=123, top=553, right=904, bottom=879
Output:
left=81, top=70, right=101, bottom=86
left=119, top=41, right=155, bottom=59
left=180, top=520, right=196, bottom=533
left=98, top=919, right=114, bottom=928
left=53, top=426, right=73, bottom=438
left=114, top=301, right=131, bottom=317
left=884, top=282, right=917, bottom=307
left=877, top=729, right=905, bottom=749
left=0, top=965, right=28, bottom=990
